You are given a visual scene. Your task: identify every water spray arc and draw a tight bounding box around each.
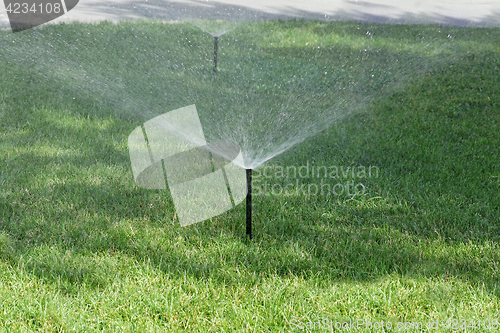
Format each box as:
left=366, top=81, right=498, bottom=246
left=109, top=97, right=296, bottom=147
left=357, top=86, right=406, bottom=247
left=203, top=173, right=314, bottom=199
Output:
left=1, top=21, right=452, bottom=241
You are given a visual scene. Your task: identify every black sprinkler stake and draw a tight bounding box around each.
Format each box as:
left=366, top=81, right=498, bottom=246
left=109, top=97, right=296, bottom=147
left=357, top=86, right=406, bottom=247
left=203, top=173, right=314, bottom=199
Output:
left=213, top=36, right=218, bottom=72
left=246, top=168, right=252, bottom=239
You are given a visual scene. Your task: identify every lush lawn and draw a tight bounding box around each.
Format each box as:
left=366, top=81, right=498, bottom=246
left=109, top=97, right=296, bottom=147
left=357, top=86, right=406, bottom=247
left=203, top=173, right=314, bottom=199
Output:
left=0, top=19, right=499, bottom=331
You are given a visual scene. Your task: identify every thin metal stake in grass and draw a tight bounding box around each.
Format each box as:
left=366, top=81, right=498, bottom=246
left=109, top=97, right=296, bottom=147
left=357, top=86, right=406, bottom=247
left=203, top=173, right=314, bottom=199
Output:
left=213, top=36, right=218, bottom=72
left=246, top=168, right=252, bottom=239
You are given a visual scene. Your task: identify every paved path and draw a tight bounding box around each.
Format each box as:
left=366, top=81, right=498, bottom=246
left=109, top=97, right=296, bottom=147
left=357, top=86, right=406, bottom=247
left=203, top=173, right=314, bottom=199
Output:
left=1, top=0, right=499, bottom=29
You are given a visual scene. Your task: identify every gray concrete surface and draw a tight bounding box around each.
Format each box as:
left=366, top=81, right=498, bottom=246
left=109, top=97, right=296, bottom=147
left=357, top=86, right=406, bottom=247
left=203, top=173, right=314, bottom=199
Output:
left=1, top=0, right=500, bottom=30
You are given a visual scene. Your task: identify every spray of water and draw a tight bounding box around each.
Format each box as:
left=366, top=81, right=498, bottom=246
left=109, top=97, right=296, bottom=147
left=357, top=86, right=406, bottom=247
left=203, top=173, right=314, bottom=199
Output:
left=190, top=19, right=239, bottom=37
left=0, top=21, right=458, bottom=170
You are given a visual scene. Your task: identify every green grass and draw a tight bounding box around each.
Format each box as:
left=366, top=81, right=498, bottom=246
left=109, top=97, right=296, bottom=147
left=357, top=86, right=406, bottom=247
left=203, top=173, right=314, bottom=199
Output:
left=0, top=19, right=499, bottom=331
